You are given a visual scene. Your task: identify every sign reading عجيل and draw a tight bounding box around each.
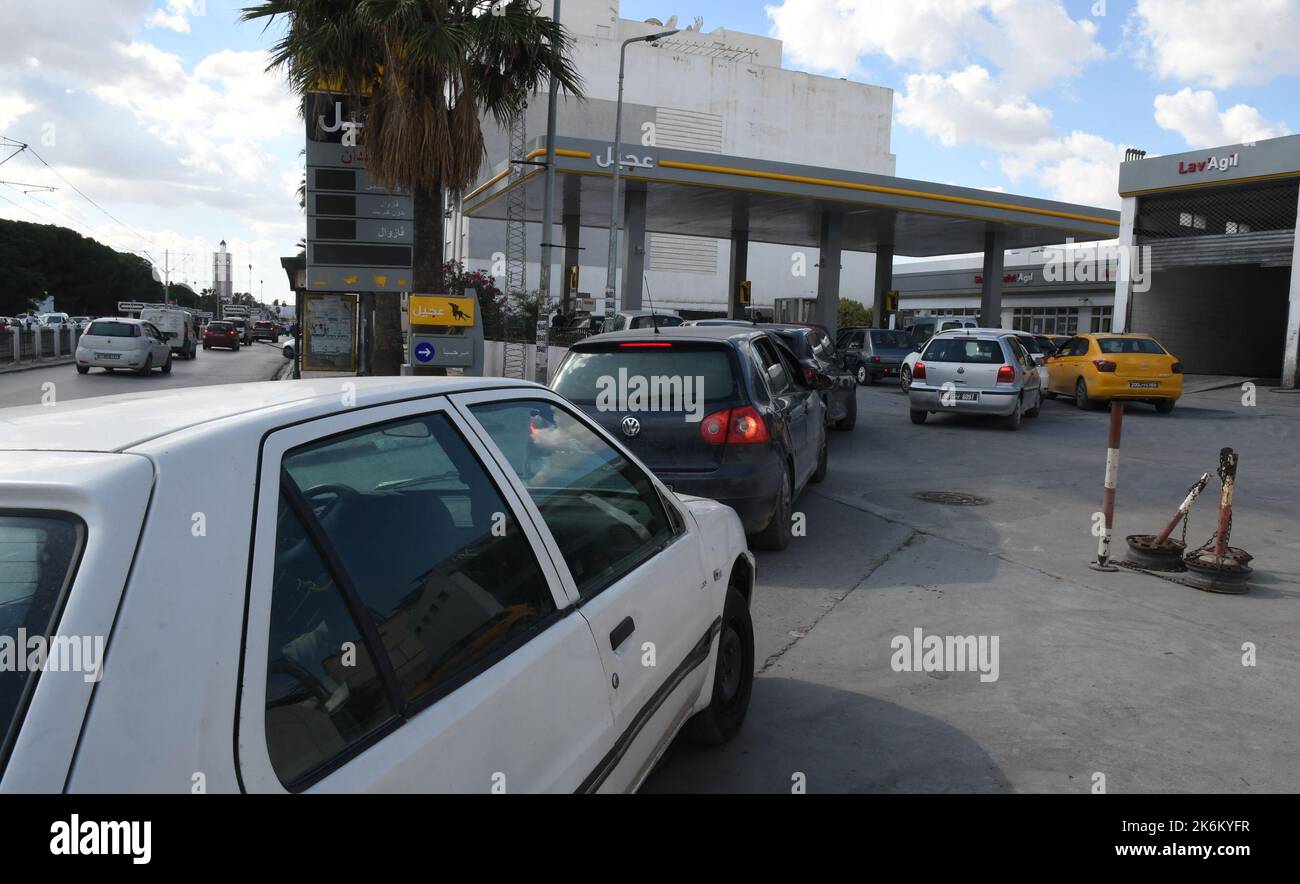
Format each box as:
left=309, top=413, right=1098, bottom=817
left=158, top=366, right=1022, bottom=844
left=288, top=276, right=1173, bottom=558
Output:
left=409, top=295, right=475, bottom=327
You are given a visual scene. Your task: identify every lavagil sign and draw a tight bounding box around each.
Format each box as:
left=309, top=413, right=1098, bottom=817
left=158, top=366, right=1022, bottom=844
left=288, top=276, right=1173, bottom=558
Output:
left=1178, top=153, right=1239, bottom=175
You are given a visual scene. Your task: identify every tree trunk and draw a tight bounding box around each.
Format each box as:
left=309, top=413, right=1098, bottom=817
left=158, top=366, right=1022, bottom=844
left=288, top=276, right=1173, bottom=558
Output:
left=392, top=182, right=447, bottom=376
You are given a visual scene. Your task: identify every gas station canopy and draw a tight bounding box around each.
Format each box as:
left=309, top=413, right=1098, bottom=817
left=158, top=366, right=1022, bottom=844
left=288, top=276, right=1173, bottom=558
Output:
left=464, top=136, right=1120, bottom=256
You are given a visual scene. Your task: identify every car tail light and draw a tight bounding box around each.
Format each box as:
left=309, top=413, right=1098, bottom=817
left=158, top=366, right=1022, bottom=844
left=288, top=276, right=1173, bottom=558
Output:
left=1171, top=362, right=1183, bottom=374
left=699, top=409, right=730, bottom=444
left=728, top=406, right=770, bottom=444
left=802, top=365, right=815, bottom=383
left=912, top=361, right=926, bottom=381
left=996, top=364, right=1015, bottom=384
left=871, top=355, right=881, bottom=362
left=619, top=342, right=672, bottom=348
left=699, top=406, right=770, bottom=445
left=132, top=326, right=141, bottom=337
left=1093, top=359, right=1117, bottom=372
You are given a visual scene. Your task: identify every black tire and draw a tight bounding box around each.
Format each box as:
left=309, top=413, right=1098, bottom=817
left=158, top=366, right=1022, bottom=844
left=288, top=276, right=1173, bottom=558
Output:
left=834, top=392, right=857, bottom=430
left=75, top=364, right=89, bottom=375
left=910, top=408, right=927, bottom=425
left=137, top=354, right=152, bottom=376
left=1155, top=398, right=1176, bottom=414
left=900, top=364, right=913, bottom=393
left=685, top=587, right=754, bottom=746
left=1024, top=389, right=1041, bottom=418
left=810, top=434, right=828, bottom=484
left=855, top=363, right=869, bottom=386
left=1075, top=378, right=1094, bottom=410
left=233, top=342, right=240, bottom=351
left=751, top=465, right=793, bottom=551
left=1004, top=395, right=1023, bottom=430
left=161, top=353, right=172, bottom=374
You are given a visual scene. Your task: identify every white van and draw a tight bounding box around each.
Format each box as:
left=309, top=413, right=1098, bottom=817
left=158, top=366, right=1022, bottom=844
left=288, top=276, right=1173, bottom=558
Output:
left=139, top=306, right=199, bottom=360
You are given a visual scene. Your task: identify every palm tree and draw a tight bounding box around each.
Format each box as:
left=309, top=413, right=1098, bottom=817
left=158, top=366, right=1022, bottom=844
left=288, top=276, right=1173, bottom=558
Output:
left=244, top=0, right=583, bottom=374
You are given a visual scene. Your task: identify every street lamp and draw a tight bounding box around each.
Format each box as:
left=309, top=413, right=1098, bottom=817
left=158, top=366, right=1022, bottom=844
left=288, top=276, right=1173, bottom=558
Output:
left=603, top=29, right=678, bottom=328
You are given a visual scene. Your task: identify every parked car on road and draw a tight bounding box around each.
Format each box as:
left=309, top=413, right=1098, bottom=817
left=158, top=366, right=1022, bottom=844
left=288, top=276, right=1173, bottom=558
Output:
left=252, top=320, right=279, bottom=342
left=904, top=315, right=979, bottom=347
left=908, top=328, right=1043, bottom=430
left=608, top=309, right=685, bottom=332
left=1044, top=333, right=1183, bottom=413
left=40, top=312, right=72, bottom=328
left=760, top=323, right=857, bottom=430
left=838, top=327, right=917, bottom=386
left=74, top=317, right=173, bottom=375
left=68, top=316, right=92, bottom=331
left=203, top=320, right=241, bottom=351
left=551, top=325, right=829, bottom=550
left=0, top=377, right=754, bottom=793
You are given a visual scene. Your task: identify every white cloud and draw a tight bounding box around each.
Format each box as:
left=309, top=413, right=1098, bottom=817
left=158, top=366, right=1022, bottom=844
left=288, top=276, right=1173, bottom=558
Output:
left=1153, top=88, right=1290, bottom=147
left=0, top=92, right=36, bottom=129
left=1000, top=132, right=1128, bottom=208
left=896, top=66, right=1055, bottom=150
left=767, top=0, right=1103, bottom=92
left=146, top=0, right=204, bottom=34
left=1130, top=0, right=1300, bottom=87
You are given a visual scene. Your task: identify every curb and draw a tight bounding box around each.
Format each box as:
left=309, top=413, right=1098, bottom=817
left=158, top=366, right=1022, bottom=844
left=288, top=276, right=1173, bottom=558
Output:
left=0, top=358, right=75, bottom=375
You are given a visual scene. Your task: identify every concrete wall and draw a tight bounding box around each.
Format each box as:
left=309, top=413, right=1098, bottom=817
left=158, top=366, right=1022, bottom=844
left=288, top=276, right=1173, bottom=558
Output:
left=1129, top=265, right=1290, bottom=376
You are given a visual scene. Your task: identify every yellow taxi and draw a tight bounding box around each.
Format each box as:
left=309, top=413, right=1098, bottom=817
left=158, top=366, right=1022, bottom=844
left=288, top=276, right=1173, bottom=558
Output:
left=1043, top=333, right=1183, bottom=413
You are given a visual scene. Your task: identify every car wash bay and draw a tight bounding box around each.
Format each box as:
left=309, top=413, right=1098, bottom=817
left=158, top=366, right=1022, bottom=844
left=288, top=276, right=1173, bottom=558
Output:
left=1114, top=136, right=1300, bottom=383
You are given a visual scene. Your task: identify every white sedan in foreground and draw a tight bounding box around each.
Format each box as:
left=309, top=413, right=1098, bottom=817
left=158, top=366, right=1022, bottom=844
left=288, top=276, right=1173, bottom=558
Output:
left=0, top=377, right=754, bottom=793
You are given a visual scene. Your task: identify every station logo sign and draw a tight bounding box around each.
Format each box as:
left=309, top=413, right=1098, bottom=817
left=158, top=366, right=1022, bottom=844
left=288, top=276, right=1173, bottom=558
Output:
left=410, top=295, right=475, bottom=327
left=1178, top=152, right=1239, bottom=175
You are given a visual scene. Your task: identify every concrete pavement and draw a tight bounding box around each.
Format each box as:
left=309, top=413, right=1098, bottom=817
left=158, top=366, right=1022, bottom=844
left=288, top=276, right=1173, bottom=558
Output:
left=645, top=378, right=1300, bottom=793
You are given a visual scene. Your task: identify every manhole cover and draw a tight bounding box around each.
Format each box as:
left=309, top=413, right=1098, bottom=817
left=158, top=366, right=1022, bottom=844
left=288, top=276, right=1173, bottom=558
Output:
left=913, top=491, right=990, bottom=506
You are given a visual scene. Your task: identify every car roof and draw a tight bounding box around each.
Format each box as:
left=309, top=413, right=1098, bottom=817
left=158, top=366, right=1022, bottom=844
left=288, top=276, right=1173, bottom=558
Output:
left=929, top=327, right=1015, bottom=338
left=573, top=325, right=766, bottom=346
left=87, top=317, right=146, bottom=325
left=0, top=377, right=538, bottom=454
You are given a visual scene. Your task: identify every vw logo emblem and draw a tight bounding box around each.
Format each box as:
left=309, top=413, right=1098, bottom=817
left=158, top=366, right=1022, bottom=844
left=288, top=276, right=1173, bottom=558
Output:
left=620, top=416, right=641, bottom=438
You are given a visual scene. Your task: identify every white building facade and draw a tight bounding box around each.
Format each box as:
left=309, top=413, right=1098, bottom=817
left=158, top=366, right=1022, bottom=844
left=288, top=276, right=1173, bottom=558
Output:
left=451, top=0, right=895, bottom=313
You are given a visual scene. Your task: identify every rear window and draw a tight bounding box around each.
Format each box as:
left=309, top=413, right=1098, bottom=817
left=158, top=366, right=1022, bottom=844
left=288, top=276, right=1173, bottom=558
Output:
left=85, top=321, right=137, bottom=337
left=1097, top=337, right=1166, bottom=355
left=0, top=512, right=85, bottom=770
left=208, top=322, right=233, bottom=331
left=923, top=337, right=1005, bottom=364
left=769, top=330, right=811, bottom=358
left=870, top=330, right=915, bottom=349
left=552, top=345, right=739, bottom=405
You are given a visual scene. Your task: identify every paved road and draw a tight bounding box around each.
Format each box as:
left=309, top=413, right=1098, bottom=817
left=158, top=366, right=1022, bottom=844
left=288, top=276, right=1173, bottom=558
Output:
left=0, top=339, right=289, bottom=409
left=646, top=378, right=1300, bottom=793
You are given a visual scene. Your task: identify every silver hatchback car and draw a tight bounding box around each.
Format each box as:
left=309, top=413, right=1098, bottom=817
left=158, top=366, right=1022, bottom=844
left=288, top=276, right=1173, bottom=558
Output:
left=907, top=328, right=1042, bottom=430
left=74, top=317, right=174, bottom=375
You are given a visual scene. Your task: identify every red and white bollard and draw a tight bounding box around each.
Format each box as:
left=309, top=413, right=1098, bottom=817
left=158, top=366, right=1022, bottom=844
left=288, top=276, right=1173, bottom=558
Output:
left=1091, top=401, right=1123, bottom=571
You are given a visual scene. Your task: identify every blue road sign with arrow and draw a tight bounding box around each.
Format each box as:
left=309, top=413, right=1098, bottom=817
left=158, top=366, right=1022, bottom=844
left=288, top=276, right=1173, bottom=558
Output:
left=414, top=341, right=435, bottom=363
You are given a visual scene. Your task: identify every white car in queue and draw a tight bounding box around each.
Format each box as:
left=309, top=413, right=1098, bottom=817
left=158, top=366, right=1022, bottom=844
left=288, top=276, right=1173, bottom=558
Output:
left=907, top=328, right=1043, bottom=430
left=74, top=317, right=173, bottom=375
left=0, top=377, right=755, bottom=793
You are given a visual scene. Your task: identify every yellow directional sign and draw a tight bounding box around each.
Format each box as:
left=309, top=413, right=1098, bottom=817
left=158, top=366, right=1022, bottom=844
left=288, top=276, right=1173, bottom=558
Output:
left=410, top=295, right=476, bottom=327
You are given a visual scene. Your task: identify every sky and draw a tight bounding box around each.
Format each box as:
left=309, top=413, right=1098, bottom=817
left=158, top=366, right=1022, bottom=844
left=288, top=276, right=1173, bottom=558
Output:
left=1, top=0, right=1297, bottom=305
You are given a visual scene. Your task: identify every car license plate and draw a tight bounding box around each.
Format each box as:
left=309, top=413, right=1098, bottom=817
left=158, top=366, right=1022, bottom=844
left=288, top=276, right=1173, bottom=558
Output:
left=95, top=352, right=120, bottom=360
left=956, top=391, right=979, bottom=401
left=1129, top=381, right=1158, bottom=389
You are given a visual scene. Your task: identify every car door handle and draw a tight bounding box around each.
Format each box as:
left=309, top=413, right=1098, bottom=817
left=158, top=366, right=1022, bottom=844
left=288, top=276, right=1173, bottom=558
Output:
left=609, top=616, right=635, bottom=651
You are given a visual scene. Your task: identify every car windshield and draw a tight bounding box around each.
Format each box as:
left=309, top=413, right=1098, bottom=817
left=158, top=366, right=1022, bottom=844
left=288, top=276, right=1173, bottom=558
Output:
left=871, top=330, right=915, bottom=349
left=552, top=345, right=738, bottom=405
left=1098, top=337, right=1166, bottom=355
left=85, top=321, right=136, bottom=337
left=923, top=337, right=1004, bottom=364
left=0, top=513, right=84, bottom=771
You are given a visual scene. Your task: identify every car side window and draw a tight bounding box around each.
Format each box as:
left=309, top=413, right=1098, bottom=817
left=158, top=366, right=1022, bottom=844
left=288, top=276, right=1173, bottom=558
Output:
left=266, top=411, right=557, bottom=788
left=753, top=336, right=794, bottom=395
left=468, top=399, right=676, bottom=601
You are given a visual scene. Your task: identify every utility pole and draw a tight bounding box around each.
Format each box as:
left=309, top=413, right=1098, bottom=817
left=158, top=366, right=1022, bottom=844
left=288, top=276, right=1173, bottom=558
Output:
left=534, top=0, right=562, bottom=384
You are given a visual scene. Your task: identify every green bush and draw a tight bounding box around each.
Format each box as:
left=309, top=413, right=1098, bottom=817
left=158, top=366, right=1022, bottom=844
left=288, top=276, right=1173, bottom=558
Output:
left=838, top=298, right=873, bottom=329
